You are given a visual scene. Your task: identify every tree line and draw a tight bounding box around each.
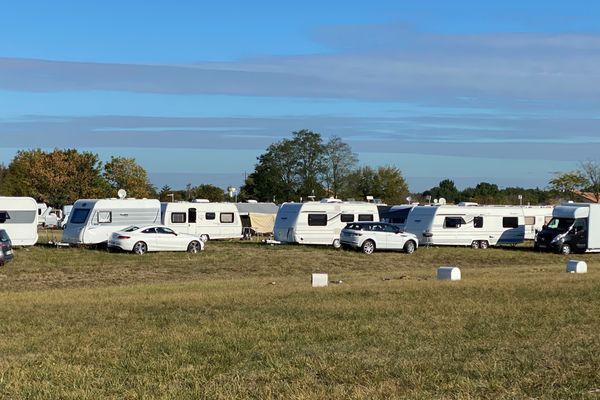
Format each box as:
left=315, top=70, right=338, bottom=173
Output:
left=1, top=132, right=598, bottom=207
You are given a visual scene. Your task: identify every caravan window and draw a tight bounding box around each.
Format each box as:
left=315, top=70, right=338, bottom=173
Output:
left=340, top=214, right=354, bottom=223
left=206, top=212, right=216, bottom=220
left=502, top=217, right=519, bottom=228
left=308, top=214, right=327, bottom=226
left=97, top=211, right=112, bottom=224
left=171, top=212, right=186, bottom=223
left=474, top=216, right=483, bottom=228
left=524, top=216, right=535, bottom=225
left=0, top=211, right=9, bottom=223
left=358, top=214, right=374, bottom=221
left=444, top=217, right=465, bottom=228
left=70, top=209, right=90, bottom=224
left=220, top=213, right=234, bottom=223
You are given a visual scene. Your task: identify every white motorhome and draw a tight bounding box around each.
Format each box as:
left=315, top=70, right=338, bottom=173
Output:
left=273, top=200, right=380, bottom=248
left=62, top=198, right=161, bottom=245
left=402, top=205, right=525, bottom=248
left=161, top=201, right=242, bottom=241
left=0, top=196, right=38, bottom=246
left=535, top=203, right=600, bottom=254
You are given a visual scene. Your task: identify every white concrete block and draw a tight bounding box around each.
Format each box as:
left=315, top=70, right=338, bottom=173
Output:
left=437, top=266, right=461, bottom=281
left=311, top=273, right=328, bottom=287
left=567, top=260, right=587, bottom=274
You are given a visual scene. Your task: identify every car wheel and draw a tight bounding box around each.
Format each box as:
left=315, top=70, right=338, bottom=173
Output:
left=471, top=240, right=480, bottom=249
left=362, top=240, right=375, bottom=254
left=187, top=240, right=201, bottom=253
left=199, top=234, right=209, bottom=242
left=332, top=238, right=341, bottom=249
left=133, top=241, right=147, bottom=255
left=560, top=243, right=571, bottom=255
left=404, top=240, right=416, bottom=254
left=479, top=240, right=489, bottom=249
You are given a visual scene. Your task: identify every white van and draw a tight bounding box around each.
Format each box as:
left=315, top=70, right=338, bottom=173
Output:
left=62, top=198, right=161, bottom=245
left=403, top=205, right=525, bottom=248
left=273, top=200, right=379, bottom=248
left=161, top=201, right=242, bottom=241
left=0, top=196, right=38, bottom=246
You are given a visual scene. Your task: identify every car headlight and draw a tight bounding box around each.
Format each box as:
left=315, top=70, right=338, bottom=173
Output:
left=550, top=233, right=565, bottom=244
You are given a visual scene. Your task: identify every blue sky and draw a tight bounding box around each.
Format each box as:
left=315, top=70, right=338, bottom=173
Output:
left=2, top=0, right=600, bottom=193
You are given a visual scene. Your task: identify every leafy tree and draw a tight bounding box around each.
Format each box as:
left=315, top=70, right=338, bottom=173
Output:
left=344, top=165, right=409, bottom=204
left=548, top=170, right=587, bottom=200
left=579, top=160, right=600, bottom=202
left=290, top=130, right=327, bottom=198
left=0, top=148, right=109, bottom=206
left=193, top=184, right=226, bottom=202
left=322, top=136, right=358, bottom=198
left=373, top=165, right=409, bottom=204
left=469, top=182, right=500, bottom=204
left=241, top=129, right=330, bottom=202
left=103, top=156, right=156, bottom=199
left=426, top=179, right=460, bottom=204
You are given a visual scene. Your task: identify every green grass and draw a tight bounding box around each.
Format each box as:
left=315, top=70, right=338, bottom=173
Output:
left=1, top=231, right=600, bottom=399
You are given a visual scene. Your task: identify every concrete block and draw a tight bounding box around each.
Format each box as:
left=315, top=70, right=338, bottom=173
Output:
left=437, top=266, right=461, bottom=281
left=311, top=273, right=328, bottom=287
left=567, top=260, right=587, bottom=274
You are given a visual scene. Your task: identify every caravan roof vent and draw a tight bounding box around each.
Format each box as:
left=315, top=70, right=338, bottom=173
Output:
left=192, top=199, right=210, bottom=203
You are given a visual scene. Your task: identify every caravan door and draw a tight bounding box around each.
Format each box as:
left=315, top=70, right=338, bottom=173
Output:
left=186, top=207, right=197, bottom=235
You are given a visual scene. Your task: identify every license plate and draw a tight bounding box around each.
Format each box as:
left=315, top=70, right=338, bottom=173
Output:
left=5, top=250, right=12, bottom=255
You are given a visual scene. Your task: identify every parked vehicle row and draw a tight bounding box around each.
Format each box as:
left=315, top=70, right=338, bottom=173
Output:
left=5, top=194, right=599, bottom=256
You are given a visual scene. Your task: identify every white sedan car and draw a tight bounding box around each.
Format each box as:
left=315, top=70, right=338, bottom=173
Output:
left=340, top=222, right=419, bottom=254
left=108, top=225, right=204, bottom=254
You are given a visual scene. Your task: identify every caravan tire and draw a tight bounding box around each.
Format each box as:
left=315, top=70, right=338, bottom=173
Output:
left=362, top=240, right=375, bottom=254
left=199, top=234, right=209, bottom=242
left=479, top=240, right=489, bottom=249
left=332, top=239, right=341, bottom=249
left=133, top=241, right=147, bottom=255
left=471, top=241, right=480, bottom=249
left=187, top=241, right=202, bottom=253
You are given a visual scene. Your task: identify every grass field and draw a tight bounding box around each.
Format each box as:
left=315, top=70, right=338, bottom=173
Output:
left=1, top=230, right=600, bottom=399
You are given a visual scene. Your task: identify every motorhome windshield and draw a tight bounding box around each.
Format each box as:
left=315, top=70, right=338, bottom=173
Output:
left=545, top=217, right=574, bottom=231
left=0, top=230, right=9, bottom=242
left=70, top=208, right=91, bottom=224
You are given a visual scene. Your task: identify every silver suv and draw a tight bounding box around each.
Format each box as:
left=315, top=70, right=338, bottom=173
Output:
left=340, top=222, right=418, bottom=254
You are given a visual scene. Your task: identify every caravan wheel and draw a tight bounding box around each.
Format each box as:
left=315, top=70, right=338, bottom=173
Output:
left=332, top=239, right=341, bottom=249
left=470, top=241, right=480, bottom=249
left=479, top=240, right=489, bottom=249
left=199, top=234, right=209, bottom=242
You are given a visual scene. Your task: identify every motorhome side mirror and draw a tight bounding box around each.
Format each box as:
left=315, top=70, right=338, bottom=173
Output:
left=542, top=224, right=547, bottom=230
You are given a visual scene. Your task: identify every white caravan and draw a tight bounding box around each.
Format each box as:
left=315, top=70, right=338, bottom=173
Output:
left=273, top=200, right=380, bottom=248
left=62, top=198, right=161, bottom=245
left=402, top=205, right=525, bottom=248
left=0, top=196, right=38, bottom=246
left=521, top=206, right=554, bottom=240
left=161, top=201, right=242, bottom=241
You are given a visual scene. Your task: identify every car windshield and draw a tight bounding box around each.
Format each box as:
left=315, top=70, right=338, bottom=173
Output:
left=122, top=226, right=140, bottom=232
left=546, top=218, right=574, bottom=231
